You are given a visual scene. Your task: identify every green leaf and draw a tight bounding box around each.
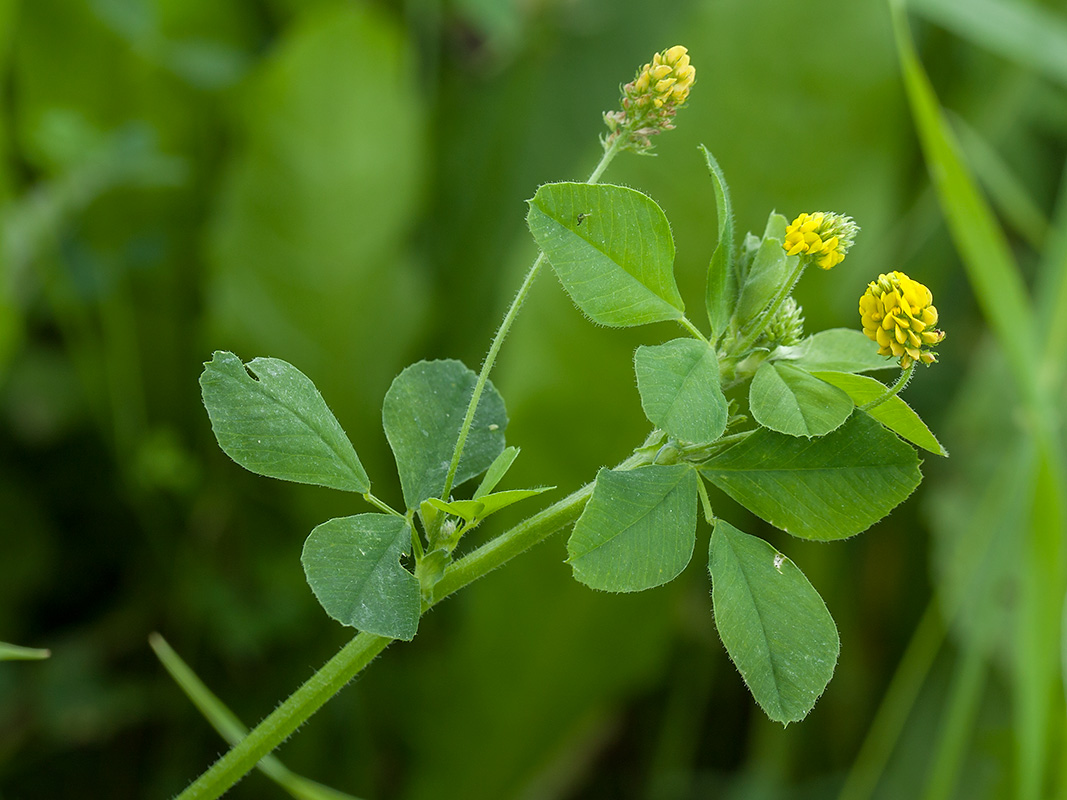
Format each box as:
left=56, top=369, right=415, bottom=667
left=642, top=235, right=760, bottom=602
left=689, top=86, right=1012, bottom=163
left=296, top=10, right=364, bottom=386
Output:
left=427, top=487, right=553, bottom=523
left=701, top=146, right=737, bottom=338
left=709, top=521, right=839, bottom=724
left=735, top=214, right=796, bottom=330
left=634, top=338, right=728, bottom=444
left=473, top=446, right=520, bottom=499
left=568, top=465, right=698, bottom=592
left=526, top=182, right=684, bottom=327
left=382, top=359, right=507, bottom=510
left=200, top=351, right=370, bottom=493
left=0, top=641, right=51, bottom=661
left=772, top=328, right=895, bottom=373
left=700, top=412, right=922, bottom=541
left=812, top=371, right=948, bottom=456
left=749, top=362, right=854, bottom=438
left=301, top=514, right=420, bottom=641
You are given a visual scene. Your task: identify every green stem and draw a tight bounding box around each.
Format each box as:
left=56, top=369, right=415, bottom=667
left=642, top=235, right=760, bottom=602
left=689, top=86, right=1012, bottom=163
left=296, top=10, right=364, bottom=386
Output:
left=677, top=315, right=709, bottom=342
left=177, top=132, right=644, bottom=800
left=430, top=448, right=650, bottom=607
left=696, top=477, right=714, bottom=526
left=362, top=492, right=404, bottom=518
left=860, top=364, right=914, bottom=412
left=150, top=634, right=361, bottom=800
left=438, top=135, right=626, bottom=503
left=174, top=633, right=390, bottom=800
left=730, top=257, right=806, bottom=358
left=175, top=443, right=656, bottom=799
left=678, top=429, right=753, bottom=462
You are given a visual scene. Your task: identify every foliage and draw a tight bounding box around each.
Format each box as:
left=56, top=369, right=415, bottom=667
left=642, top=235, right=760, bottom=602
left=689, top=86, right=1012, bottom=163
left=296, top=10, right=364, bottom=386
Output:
left=2, top=1, right=1065, bottom=799
left=187, top=71, right=943, bottom=790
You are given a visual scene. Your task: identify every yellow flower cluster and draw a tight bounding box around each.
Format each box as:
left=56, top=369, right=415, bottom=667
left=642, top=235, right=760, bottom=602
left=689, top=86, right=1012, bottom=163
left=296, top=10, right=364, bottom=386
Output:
left=603, top=45, right=695, bottom=153
left=859, top=271, right=945, bottom=368
left=783, top=212, right=858, bottom=270
left=631, top=45, right=696, bottom=110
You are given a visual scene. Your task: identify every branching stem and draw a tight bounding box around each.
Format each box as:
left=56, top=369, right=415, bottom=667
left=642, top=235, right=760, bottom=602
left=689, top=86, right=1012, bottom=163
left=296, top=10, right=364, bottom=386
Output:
left=176, top=136, right=635, bottom=800
left=173, top=447, right=654, bottom=800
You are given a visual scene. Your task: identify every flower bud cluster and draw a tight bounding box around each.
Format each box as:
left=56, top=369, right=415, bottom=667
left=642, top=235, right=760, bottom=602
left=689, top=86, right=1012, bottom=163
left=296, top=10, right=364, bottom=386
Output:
left=783, top=212, right=858, bottom=270
left=603, top=46, right=695, bottom=154
left=761, top=296, right=805, bottom=348
left=859, top=271, right=945, bottom=368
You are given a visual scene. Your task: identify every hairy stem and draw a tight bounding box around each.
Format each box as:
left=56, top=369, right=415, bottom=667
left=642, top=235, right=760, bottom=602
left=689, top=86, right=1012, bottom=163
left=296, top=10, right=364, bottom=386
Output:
left=731, top=257, right=805, bottom=359
left=174, top=443, right=654, bottom=799
left=860, top=364, right=915, bottom=412
left=439, top=135, right=626, bottom=503
left=174, top=633, right=390, bottom=800
left=677, top=315, right=709, bottom=342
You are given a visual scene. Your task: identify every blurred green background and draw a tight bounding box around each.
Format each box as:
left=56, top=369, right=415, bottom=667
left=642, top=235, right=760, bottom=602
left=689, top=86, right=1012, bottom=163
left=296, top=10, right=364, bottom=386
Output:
left=2, top=0, right=1065, bottom=798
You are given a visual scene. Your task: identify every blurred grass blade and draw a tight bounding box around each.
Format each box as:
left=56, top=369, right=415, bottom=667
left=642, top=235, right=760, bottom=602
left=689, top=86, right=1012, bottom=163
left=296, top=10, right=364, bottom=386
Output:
left=1013, top=460, right=1067, bottom=800
left=908, top=0, right=1067, bottom=88
left=952, top=113, right=1050, bottom=252
left=890, top=0, right=1040, bottom=406
left=922, top=641, right=988, bottom=800
left=891, top=7, right=1067, bottom=798
left=838, top=603, right=944, bottom=800
left=1062, top=590, right=1067, bottom=708
left=0, top=641, right=51, bottom=660
left=1036, top=163, right=1067, bottom=388
left=840, top=438, right=1031, bottom=800
left=149, top=634, right=364, bottom=800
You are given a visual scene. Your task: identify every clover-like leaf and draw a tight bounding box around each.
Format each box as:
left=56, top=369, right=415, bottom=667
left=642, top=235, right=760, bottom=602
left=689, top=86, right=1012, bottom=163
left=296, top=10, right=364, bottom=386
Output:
left=200, top=351, right=370, bottom=492
left=772, top=328, right=895, bottom=373
left=302, top=514, right=420, bottom=641
left=700, top=412, right=921, bottom=540
left=812, top=371, right=947, bottom=456
left=527, top=182, right=684, bottom=327
left=749, top=362, right=854, bottom=438
left=382, top=359, right=507, bottom=510
left=635, top=338, right=728, bottom=444
left=709, top=521, right=839, bottom=724
left=568, top=465, right=698, bottom=592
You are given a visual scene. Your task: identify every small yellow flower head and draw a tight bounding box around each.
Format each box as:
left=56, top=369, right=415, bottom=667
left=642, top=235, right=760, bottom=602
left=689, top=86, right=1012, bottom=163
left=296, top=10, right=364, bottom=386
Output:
left=603, top=45, right=695, bottom=154
left=783, top=212, right=859, bottom=270
left=859, top=271, right=945, bottom=368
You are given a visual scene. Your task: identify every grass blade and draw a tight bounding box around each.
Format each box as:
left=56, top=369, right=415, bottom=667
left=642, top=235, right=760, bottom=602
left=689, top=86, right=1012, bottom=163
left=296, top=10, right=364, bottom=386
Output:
left=149, top=633, right=365, bottom=800
left=908, top=0, right=1067, bottom=88
left=890, top=0, right=1040, bottom=406
left=952, top=113, right=1049, bottom=252
left=0, top=641, right=51, bottom=661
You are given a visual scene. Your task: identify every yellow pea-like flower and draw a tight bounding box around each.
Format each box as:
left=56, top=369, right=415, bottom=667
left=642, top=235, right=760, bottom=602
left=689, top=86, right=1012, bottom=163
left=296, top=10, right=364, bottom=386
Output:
left=859, top=271, right=945, bottom=368
left=603, top=45, right=696, bottom=153
left=782, top=212, right=859, bottom=270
